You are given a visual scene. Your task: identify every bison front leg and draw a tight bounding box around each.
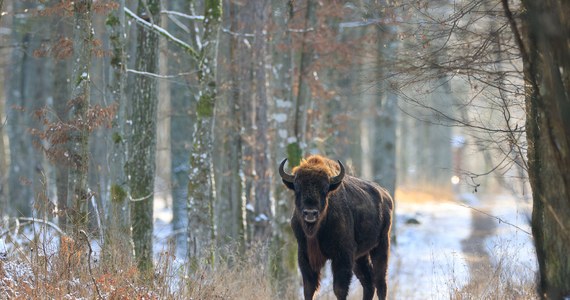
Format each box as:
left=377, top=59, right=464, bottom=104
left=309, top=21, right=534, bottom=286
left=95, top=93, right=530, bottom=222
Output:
left=298, top=250, right=320, bottom=299
left=331, top=253, right=353, bottom=300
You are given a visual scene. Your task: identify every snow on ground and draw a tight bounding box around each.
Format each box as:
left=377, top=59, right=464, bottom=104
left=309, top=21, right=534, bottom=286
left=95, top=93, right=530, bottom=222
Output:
left=483, top=195, right=536, bottom=283
left=0, top=193, right=536, bottom=299
left=388, top=199, right=472, bottom=299
left=315, top=193, right=535, bottom=299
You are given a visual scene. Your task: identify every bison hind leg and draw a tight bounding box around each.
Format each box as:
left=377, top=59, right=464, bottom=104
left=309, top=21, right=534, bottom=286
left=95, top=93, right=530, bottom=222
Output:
left=370, top=232, right=390, bottom=300
left=353, top=255, right=374, bottom=300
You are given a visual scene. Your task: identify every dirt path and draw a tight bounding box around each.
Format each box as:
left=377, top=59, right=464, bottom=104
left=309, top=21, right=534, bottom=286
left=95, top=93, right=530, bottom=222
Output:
left=459, top=199, right=498, bottom=295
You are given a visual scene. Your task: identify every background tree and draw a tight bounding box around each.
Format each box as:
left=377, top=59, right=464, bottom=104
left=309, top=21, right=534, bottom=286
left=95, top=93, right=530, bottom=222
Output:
left=4, top=0, right=49, bottom=218
left=187, top=0, right=222, bottom=266
left=104, top=0, right=132, bottom=267
left=67, top=0, right=93, bottom=235
left=252, top=0, right=272, bottom=240
left=127, top=0, right=160, bottom=273
left=50, top=0, right=72, bottom=233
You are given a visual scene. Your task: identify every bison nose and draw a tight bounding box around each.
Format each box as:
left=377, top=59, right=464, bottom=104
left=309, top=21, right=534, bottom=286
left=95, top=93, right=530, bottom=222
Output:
left=302, top=209, right=319, bottom=223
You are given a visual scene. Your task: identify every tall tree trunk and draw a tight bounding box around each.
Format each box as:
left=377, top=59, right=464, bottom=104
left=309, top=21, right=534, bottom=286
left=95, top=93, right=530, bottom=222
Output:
left=0, top=9, right=7, bottom=215
left=509, top=0, right=570, bottom=297
left=187, top=0, right=222, bottom=267
left=373, top=24, right=398, bottom=199
left=155, top=16, right=172, bottom=207
left=252, top=0, right=272, bottom=240
left=269, top=0, right=297, bottom=294
left=5, top=1, right=44, bottom=218
left=168, top=0, right=193, bottom=258
left=289, top=0, right=317, bottom=162
left=104, top=0, right=132, bottom=267
left=67, top=0, right=93, bottom=235
left=51, top=0, right=73, bottom=232
left=128, top=0, right=160, bottom=274
left=217, top=0, right=246, bottom=254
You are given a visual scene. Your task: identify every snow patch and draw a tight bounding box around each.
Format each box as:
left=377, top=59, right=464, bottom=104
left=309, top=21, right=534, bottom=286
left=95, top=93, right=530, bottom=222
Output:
left=272, top=113, right=287, bottom=123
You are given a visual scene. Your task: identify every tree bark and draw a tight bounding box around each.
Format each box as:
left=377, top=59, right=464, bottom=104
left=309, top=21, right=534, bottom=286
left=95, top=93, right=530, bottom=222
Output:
left=290, top=0, right=317, bottom=160
left=5, top=1, right=45, bottom=218
left=252, top=0, right=272, bottom=241
left=187, top=0, right=222, bottom=267
left=104, top=0, right=132, bottom=267
left=128, top=0, right=160, bottom=274
left=67, top=0, right=93, bottom=235
left=510, top=0, right=570, bottom=297
left=168, top=0, right=193, bottom=258
left=51, top=7, right=72, bottom=233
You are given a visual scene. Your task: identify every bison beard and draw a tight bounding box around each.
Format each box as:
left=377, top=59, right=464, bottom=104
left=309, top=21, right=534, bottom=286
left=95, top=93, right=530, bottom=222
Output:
left=280, top=155, right=393, bottom=300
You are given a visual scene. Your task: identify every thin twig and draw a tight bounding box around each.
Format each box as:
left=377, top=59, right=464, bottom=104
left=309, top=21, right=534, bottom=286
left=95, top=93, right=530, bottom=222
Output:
left=454, top=201, right=532, bottom=236
left=80, top=230, right=103, bottom=300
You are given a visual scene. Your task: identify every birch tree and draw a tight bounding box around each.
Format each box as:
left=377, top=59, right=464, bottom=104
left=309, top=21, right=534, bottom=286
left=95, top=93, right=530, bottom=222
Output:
left=187, top=0, right=222, bottom=266
left=127, top=0, right=160, bottom=273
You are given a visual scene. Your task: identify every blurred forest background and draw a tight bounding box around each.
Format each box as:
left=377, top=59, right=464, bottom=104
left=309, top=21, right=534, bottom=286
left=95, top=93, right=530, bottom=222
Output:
left=0, top=0, right=569, bottom=299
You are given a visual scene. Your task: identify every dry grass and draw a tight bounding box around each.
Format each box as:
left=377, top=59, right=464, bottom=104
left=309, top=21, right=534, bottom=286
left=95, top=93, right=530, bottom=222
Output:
left=0, top=232, right=286, bottom=300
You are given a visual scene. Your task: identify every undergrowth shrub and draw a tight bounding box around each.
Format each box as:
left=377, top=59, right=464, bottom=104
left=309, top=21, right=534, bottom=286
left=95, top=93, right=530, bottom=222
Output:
left=0, top=229, right=289, bottom=299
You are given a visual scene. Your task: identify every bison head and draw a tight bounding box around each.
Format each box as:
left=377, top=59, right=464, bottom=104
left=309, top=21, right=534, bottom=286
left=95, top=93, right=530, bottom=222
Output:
left=279, top=157, right=345, bottom=237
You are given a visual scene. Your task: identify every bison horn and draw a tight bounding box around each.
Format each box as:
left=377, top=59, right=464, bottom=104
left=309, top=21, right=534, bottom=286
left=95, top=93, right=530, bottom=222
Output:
left=330, top=160, right=345, bottom=185
left=279, top=159, right=295, bottom=183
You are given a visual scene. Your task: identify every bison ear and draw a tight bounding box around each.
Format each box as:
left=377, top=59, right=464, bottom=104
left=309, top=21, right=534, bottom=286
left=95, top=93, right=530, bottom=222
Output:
left=329, top=181, right=342, bottom=192
left=282, top=179, right=295, bottom=191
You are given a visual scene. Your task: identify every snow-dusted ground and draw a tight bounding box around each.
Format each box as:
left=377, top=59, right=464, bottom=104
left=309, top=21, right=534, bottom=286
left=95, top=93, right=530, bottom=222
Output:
left=314, top=193, right=536, bottom=299
left=0, top=193, right=536, bottom=299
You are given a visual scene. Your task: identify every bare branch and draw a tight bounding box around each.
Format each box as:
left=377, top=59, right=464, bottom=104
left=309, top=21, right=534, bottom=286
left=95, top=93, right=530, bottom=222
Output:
left=125, top=7, right=200, bottom=61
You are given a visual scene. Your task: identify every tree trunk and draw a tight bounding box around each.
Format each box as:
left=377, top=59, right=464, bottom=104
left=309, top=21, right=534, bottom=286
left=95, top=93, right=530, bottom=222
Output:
left=513, top=0, right=570, bottom=297
left=5, top=0, right=45, bottom=218
left=51, top=9, right=72, bottom=233
left=372, top=22, right=398, bottom=198
left=104, top=0, right=132, bottom=267
left=128, top=0, right=160, bottom=274
left=67, top=0, right=93, bottom=235
left=187, top=0, right=222, bottom=267
left=0, top=12, right=7, bottom=215
left=155, top=15, right=172, bottom=207
left=269, top=0, right=297, bottom=294
left=252, top=0, right=272, bottom=241
left=217, top=0, right=246, bottom=254
left=289, top=0, right=317, bottom=160
left=168, top=0, right=193, bottom=258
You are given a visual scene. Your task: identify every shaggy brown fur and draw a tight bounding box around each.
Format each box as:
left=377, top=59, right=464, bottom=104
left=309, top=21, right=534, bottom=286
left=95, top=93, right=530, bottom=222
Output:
left=280, top=155, right=393, bottom=300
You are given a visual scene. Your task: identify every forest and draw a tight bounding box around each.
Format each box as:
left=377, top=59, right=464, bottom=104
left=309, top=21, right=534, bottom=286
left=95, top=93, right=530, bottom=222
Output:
left=0, top=0, right=569, bottom=299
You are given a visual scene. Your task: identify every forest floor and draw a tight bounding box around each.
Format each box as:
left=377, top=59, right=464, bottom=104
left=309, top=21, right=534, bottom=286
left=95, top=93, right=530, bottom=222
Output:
left=315, top=190, right=537, bottom=299
left=0, top=190, right=538, bottom=299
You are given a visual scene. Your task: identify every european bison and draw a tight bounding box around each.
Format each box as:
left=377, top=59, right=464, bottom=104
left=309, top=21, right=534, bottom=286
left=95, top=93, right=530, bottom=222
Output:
left=279, top=155, right=393, bottom=300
